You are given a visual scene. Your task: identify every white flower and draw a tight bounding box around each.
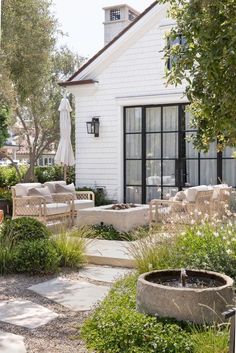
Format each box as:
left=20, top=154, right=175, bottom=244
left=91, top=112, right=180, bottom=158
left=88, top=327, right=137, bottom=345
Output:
left=226, top=249, right=232, bottom=255
left=213, top=232, right=219, bottom=238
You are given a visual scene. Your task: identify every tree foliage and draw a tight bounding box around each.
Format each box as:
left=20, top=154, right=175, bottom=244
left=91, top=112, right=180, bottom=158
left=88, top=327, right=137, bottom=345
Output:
left=160, top=0, right=236, bottom=152
left=0, top=106, right=9, bottom=148
left=1, top=0, right=84, bottom=181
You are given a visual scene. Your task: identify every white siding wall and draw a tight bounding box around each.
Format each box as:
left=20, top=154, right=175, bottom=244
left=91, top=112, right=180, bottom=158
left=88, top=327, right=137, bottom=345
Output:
left=71, top=6, right=187, bottom=202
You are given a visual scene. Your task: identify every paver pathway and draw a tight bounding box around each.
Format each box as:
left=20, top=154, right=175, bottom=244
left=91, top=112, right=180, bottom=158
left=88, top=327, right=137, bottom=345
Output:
left=0, top=331, right=26, bottom=353
left=0, top=265, right=133, bottom=352
left=0, top=300, right=58, bottom=329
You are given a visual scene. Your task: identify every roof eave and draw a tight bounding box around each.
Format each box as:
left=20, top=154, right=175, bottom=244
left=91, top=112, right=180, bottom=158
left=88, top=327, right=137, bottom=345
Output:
left=58, top=79, right=98, bottom=87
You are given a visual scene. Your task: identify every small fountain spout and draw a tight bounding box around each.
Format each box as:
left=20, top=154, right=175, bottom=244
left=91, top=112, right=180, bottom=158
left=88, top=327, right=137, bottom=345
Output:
left=180, top=269, right=188, bottom=287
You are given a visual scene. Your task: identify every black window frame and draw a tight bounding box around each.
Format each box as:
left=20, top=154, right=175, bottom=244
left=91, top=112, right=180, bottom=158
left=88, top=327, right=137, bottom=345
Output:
left=123, top=104, right=234, bottom=204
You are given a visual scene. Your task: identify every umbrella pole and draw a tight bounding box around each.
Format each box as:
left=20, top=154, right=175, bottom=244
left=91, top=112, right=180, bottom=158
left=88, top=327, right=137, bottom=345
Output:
left=64, top=165, right=67, bottom=182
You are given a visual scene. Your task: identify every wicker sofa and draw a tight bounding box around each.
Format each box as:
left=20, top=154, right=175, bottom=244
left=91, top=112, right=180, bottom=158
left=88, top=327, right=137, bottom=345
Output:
left=12, top=181, right=95, bottom=225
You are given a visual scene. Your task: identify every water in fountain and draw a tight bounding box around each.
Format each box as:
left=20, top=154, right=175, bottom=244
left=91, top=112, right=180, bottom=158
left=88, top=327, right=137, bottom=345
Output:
left=148, top=269, right=224, bottom=288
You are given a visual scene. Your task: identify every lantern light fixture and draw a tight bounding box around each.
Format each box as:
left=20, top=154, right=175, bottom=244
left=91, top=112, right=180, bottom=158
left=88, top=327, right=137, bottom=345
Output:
left=86, top=117, right=100, bottom=137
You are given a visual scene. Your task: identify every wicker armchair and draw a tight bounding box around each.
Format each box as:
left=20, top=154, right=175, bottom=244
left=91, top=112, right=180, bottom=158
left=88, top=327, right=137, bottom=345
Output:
left=72, top=191, right=95, bottom=220
left=212, top=187, right=232, bottom=217
left=149, top=189, right=214, bottom=227
left=12, top=185, right=72, bottom=225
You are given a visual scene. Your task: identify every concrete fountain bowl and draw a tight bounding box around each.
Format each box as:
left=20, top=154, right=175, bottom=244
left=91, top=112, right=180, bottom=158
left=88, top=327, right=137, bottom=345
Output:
left=137, top=269, right=234, bottom=324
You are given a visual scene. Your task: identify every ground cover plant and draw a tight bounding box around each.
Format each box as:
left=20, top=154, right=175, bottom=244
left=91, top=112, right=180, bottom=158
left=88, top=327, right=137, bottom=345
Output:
left=81, top=274, right=229, bottom=353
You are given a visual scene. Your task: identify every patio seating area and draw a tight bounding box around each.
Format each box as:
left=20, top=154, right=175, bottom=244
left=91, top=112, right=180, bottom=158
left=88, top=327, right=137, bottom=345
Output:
left=11, top=181, right=94, bottom=225
left=149, top=184, right=233, bottom=226
left=9, top=180, right=234, bottom=232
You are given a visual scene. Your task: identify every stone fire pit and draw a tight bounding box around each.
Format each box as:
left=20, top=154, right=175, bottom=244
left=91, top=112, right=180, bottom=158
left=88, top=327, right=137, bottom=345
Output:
left=77, top=204, right=149, bottom=232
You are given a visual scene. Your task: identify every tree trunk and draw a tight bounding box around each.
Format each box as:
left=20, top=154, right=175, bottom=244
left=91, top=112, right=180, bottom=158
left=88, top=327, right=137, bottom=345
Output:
left=23, top=155, right=36, bottom=182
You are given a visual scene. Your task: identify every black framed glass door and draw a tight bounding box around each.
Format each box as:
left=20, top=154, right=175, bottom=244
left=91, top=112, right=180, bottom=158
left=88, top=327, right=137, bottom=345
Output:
left=124, top=104, right=235, bottom=204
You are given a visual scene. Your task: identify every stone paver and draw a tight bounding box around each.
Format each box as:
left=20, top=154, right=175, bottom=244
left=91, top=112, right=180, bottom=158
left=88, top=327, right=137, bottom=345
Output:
left=29, top=277, right=110, bottom=311
left=79, top=265, right=132, bottom=283
left=0, top=331, right=26, bottom=353
left=86, top=239, right=136, bottom=268
left=0, top=300, right=58, bottom=329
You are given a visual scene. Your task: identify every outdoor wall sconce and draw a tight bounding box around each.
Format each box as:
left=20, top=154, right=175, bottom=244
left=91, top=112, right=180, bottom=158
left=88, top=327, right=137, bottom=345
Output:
left=86, top=117, right=100, bottom=137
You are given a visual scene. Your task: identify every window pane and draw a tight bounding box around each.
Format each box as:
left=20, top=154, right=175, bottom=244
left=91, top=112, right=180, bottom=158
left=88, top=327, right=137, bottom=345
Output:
left=185, top=133, right=198, bottom=158
left=146, top=107, right=161, bottom=132
left=163, top=133, right=178, bottom=158
left=163, top=106, right=178, bottom=131
left=126, top=160, right=141, bottom=185
left=223, top=147, right=236, bottom=158
left=146, top=134, right=161, bottom=158
left=185, top=110, right=195, bottom=130
left=163, top=160, right=176, bottom=185
left=146, top=160, right=161, bottom=185
left=201, top=142, right=217, bottom=158
left=186, top=160, right=198, bottom=186
left=223, top=159, right=236, bottom=186
left=200, top=160, right=217, bottom=185
left=126, top=134, right=141, bottom=158
left=126, top=187, right=142, bottom=203
left=126, top=108, right=142, bottom=132
left=163, top=187, right=178, bottom=200
left=146, top=187, right=161, bottom=203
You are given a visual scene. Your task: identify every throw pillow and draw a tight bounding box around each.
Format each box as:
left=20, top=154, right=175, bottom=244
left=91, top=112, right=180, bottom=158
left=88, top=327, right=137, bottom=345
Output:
left=55, top=183, right=76, bottom=198
left=28, top=186, right=53, bottom=203
left=173, top=191, right=187, bottom=202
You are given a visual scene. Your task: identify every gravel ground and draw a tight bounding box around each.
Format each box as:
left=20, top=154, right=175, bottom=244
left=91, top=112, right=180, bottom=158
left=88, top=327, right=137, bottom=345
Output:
left=0, top=270, right=96, bottom=353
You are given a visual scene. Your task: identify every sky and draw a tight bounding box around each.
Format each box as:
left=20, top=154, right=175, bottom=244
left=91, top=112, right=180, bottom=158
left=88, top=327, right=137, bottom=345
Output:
left=52, top=0, right=153, bottom=58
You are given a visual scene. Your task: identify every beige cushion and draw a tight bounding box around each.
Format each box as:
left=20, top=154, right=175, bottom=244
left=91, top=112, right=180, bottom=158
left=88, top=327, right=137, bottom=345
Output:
left=55, top=183, right=76, bottom=198
left=185, top=185, right=210, bottom=202
left=15, top=183, right=42, bottom=197
left=173, top=191, right=186, bottom=202
left=45, top=202, right=70, bottom=215
left=28, top=186, right=53, bottom=203
left=44, top=181, right=66, bottom=194
left=74, top=199, right=94, bottom=212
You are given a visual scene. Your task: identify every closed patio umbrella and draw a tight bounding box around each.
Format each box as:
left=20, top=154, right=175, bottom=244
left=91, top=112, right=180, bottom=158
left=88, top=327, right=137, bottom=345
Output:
left=55, top=96, right=75, bottom=180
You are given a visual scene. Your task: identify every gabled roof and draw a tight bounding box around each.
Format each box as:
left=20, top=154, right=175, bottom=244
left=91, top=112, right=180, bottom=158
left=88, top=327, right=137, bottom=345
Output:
left=59, top=1, right=158, bottom=87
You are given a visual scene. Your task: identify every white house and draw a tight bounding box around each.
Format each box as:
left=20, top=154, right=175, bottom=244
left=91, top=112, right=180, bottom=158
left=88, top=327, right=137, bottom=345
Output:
left=60, top=1, right=235, bottom=203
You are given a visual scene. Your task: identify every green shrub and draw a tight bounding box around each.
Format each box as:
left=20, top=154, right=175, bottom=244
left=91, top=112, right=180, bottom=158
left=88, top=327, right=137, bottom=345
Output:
left=132, top=222, right=236, bottom=280
left=1, top=217, right=51, bottom=248
left=0, top=166, right=26, bottom=188
left=12, top=238, right=60, bottom=274
left=90, top=224, right=133, bottom=241
left=35, top=165, right=75, bottom=184
left=76, top=187, right=113, bottom=206
left=87, top=224, right=149, bottom=241
left=53, top=228, right=87, bottom=268
left=81, top=275, right=194, bottom=353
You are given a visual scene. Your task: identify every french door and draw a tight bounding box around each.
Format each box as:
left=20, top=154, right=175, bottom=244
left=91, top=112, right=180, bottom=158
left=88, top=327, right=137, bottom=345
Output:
left=124, top=104, right=236, bottom=204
